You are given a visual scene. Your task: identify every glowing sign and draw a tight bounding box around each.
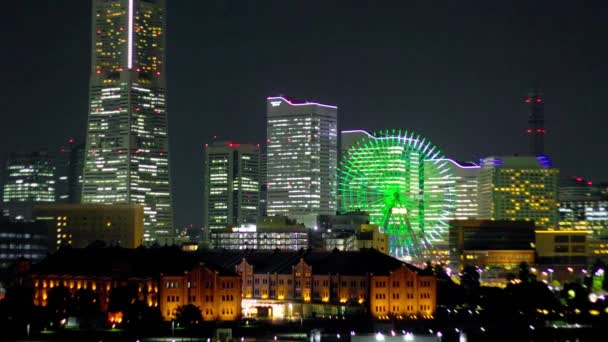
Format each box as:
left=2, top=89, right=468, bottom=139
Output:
left=270, top=101, right=282, bottom=107
left=391, top=208, right=409, bottom=215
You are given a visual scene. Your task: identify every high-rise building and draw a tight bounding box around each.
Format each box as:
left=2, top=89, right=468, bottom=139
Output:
left=258, top=144, right=268, bottom=217
left=424, top=159, right=479, bottom=221
left=525, top=87, right=545, bottom=156
left=56, top=139, right=85, bottom=204
left=266, top=96, right=338, bottom=227
left=477, top=156, right=559, bottom=228
left=82, top=0, right=173, bottom=244
left=203, top=142, right=260, bottom=231
left=1, top=151, right=56, bottom=220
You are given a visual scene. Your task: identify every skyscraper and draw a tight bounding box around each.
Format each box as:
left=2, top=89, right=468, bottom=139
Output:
left=1, top=151, right=56, bottom=220
left=56, top=138, right=85, bottom=204
left=477, top=156, right=559, bottom=228
left=258, top=144, right=268, bottom=217
left=424, top=158, right=480, bottom=221
left=82, top=0, right=173, bottom=244
left=266, top=96, right=338, bottom=227
left=203, top=142, right=260, bottom=230
left=525, top=88, right=545, bottom=156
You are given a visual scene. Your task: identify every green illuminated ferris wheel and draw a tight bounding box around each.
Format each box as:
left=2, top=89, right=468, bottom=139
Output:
left=338, top=129, right=455, bottom=261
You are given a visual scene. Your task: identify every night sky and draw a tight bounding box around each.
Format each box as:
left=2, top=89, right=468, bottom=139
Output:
left=2, top=1, right=607, bottom=228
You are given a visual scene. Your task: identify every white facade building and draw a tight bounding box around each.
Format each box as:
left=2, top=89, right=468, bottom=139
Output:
left=266, top=96, right=338, bottom=226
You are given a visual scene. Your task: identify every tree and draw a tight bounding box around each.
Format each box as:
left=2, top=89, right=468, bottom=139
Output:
left=175, top=304, right=202, bottom=327
left=46, top=285, right=70, bottom=324
left=461, top=264, right=480, bottom=305
left=108, top=284, right=138, bottom=313
left=518, top=262, right=536, bottom=283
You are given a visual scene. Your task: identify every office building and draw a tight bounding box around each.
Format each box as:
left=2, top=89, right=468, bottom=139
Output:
left=210, top=226, right=309, bottom=251
left=535, top=230, right=589, bottom=265
left=258, top=144, right=268, bottom=217
left=210, top=216, right=308, bottom=251
left=33, top=204, right=144, bottom=249
left=203, top=142, right=260, bottom=231
left=266, top=96, right=338, bottom=227
left=82, top=0, right=173, bottom=244
left=558, top=176, right=608, bottom=261
left=0, top=218, right=49, bottom=269
left=449, top=220, right=536, bottom=272
left=2, top=151, right=56, bottom=220
left=477, top=156, right=559, bottom=228
left=56, top=139, right=85, bottom=204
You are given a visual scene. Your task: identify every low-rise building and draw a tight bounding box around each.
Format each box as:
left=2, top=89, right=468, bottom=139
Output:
left=30, top=248, right=436, bottom=322
left=535, top=229, right=590, bottom=266
left=214, top=249, right=435, bottom=320
left=30, top=247, right=242, bottom=322
left=449, top=220, right=536, bottom=271
left=33, top=204, right=144, bottom=249
left=0, top=218, right=48, bottom=270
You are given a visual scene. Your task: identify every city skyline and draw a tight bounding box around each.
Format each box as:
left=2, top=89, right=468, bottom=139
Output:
left=2, top=1, right=607, bottom=228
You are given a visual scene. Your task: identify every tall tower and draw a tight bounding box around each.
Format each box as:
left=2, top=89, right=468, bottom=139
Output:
left=525, top=88, right=545, bottom=156
left=82, top=0, right=173, bottom=244
left=266, top=96, right=338, bottom=227
left=203, top=142, right=260, bottom=230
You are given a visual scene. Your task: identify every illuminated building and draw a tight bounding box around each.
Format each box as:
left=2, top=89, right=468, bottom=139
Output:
left=203, top=142, right=260, bottom=231
left=30, top=247, right=242, bottom=322
left=315, top=213, right=389, bottom=254
left=266, top=96, right=338, bottom=227
left=356, top=224, right=390, bottom=254
left=525, top=87, right=545, bottom=156
left=423, top=159, right=480, bottom=260
left=558, top=177, right=608, bottom=261
left=30, top=248, right=433, bottom=321
left=0, top=218, right=49, bottom=269
left=477, top=156, right=559, bottom=228
left=82, top=0, right=173, bottom=244
left=160, top=264, right=241, bottom=321
left=448, top=220, right=536, bottom=272
left=210, top=217, right=308, bottom=250
left=425, top=159, right=479, bottom=220
left=535, top=230, right=589, bottom=265
left=56, top=139, right=85, bottom=204
left=1, top=151, right=56, bottom=221
left=33, top=204, right=144, bottom=249
left=232, top=249, right=435, bottom=320
left=258, top=144, right=268, bottom=217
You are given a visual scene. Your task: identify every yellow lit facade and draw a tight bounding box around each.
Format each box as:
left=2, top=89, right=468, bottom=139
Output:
left=235, top=249, right=436, bottom=320
left=357, top=224, right=389, bottom=254
left=478, top=156, right=559, bottom=228
left=535, top=229, right=590, bottom=265
left=159, top=265, right=241, bottom=321
left=33, top=204, right=144, bottom=249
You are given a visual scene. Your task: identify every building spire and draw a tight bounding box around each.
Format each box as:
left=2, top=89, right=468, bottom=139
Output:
left=525, top=85, right=545, bottom=156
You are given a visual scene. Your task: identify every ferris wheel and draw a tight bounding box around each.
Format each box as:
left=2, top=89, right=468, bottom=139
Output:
left=338, top=129, right=455, bottom=261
